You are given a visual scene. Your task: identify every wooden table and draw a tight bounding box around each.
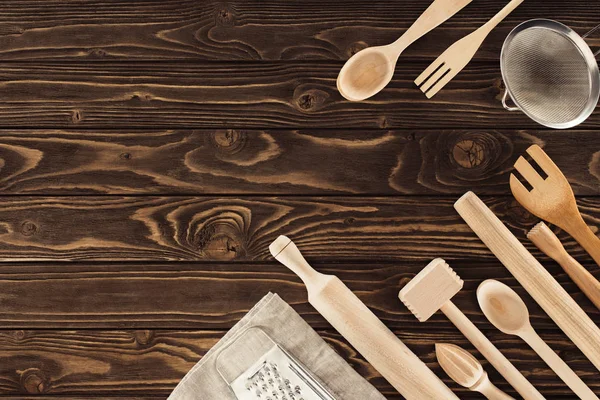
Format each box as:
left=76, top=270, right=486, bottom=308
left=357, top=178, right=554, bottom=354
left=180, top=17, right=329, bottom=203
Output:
left=0, top=0, right=598, bottom=398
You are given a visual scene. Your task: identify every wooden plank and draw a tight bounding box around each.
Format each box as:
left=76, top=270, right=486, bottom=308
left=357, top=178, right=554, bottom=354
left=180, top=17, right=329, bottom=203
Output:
left=0, top=195, right=592, bottom=262
left=0, top=196, right=595, bottom=262
left=0, top=129, right=598, bottom=196
left=1, top=261, right=598, bottom=329
left=0, top=62, right=599, bottom=129
left=0, top=329, right=597, bottom=398
left=0, top=0, right=596, bottom=61
left=0, top=398, right=161, bottom=400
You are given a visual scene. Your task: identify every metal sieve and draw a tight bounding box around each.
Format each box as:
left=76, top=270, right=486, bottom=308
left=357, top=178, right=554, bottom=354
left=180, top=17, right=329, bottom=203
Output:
left=500, top=19, right=600, bottom=129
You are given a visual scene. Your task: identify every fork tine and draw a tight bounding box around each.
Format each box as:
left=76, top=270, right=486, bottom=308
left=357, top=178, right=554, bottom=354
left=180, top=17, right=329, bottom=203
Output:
left=420, top=65, right=450, bottom=93
left=510, top=173, right=532, bottom=201
left=424, top=69, right=458, bottom=99
left=415, top=58, right=445, bottom=87
left=526, top=145, right=562, bottom=177
left=514, top=156, right=546, bottom=188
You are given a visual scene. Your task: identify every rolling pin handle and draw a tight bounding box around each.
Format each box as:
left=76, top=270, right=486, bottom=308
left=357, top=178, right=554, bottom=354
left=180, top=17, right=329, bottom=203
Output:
left=269, top=235, right=325, bottom=287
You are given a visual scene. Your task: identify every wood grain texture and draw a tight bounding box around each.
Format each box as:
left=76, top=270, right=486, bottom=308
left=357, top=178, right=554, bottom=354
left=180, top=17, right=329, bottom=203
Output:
left=0, top=329, right=597, bottom=398
left=0, top=261, right=598, bottom=330
left=1, top=0, right=599, bottom=398
left=0, top=0, right=596, bottom=61
left=0, top=195, right=595, bottom=262
left=1, top=62, right=600, bottom=129
left=0, top=129, right=598, bottom=195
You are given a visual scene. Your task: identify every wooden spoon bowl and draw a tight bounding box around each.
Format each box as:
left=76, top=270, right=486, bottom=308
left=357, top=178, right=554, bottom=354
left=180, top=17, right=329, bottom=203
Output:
left=337, top=47, right=396, bottom=101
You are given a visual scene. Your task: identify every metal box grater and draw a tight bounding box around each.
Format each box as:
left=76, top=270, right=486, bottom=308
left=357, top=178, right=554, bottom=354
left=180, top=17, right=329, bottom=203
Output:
left=216, top=327, right=336, bottom=400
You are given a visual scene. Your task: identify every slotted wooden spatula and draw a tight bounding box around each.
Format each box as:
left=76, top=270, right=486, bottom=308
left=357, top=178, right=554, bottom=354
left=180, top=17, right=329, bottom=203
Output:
left=415, top=0, right=523, bottom=98
left=510, top=145, right=600, bottom=266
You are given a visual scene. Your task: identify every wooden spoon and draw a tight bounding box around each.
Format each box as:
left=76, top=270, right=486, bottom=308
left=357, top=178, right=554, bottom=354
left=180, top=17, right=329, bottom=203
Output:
left=477, top=280, right=598, bottom=400
left=336, top=0, right=472, bottom=101
left=436, top=343, right=514, bottom=400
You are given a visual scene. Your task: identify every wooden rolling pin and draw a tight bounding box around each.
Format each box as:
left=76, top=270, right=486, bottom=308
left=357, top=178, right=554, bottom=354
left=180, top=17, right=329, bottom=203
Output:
left=455, top=192, right=600, bottom=372
left=269, top=235, right=458, bottom=400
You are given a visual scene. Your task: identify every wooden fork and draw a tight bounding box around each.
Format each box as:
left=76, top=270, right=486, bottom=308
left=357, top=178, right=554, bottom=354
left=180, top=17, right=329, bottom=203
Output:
left=415, top=0, right=524, bottom=98
left=510, top=145, right=600, bottom=266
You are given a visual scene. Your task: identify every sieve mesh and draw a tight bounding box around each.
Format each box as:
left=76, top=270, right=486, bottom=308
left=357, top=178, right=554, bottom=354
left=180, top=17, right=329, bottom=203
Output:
left=502, top=27, right=592, bottom=126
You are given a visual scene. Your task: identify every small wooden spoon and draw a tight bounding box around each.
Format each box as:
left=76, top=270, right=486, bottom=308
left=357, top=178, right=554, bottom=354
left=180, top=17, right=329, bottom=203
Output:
left=477, top=280, right=598, bottom=400
left=336, top=0, right=472, bottom=101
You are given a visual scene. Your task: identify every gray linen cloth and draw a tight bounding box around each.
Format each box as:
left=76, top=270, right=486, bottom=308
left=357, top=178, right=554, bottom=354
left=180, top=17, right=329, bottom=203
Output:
left=169, top=292, right=385, bottom=400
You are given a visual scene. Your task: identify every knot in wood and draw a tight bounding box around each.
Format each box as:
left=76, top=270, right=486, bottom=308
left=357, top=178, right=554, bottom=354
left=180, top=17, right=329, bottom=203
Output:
left=134, top=330, right=153, bottom=346
left=194, top=224, right=242, bottom=261
left=20, top=368, right=49, bottom=394
left=88, top=48, right=107, bottom=58
left=215, top=5, right=235, bottom=27
left=505, top=199, right=537, bottom=226
left=119, top=152, right=132, bottom=160
left=347, top=41, right=368, bottom=57
left=20, top=221, right=37, bottom=236
left=210, top=130, right=246, bottom=155
left=299, top=94, right=316, bottom=110
left=131, top=93, right=152, bottom=102
left=452, top=139, right=485, bottom=169
left=70, top=110, right=82, bottom=124
left=13, top=330, right=26, bottom=340
left=294, top=88, right=329, bottom=113
left=190, top=209, right=248, bottom=261
left=378, top=116, right=389, bottom=129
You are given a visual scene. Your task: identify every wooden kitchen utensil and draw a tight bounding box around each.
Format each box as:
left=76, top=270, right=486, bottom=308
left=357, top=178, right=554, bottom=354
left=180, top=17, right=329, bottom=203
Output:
left=455, top=191, right=600, bottom=372
left=436, top=343, right=514, bottom=400
left=510, top=144, right=600, bottom=266
left=415, top=0, right=524, bottom=98
left=269, top=236, right=458, bottom=399
left=528, top=222, right=600, bottom=310
left=399, top=258, right=544, bottom=400
left=478, top=280, right=598, bottom=400
left=336, top=0, right=472, bottom=101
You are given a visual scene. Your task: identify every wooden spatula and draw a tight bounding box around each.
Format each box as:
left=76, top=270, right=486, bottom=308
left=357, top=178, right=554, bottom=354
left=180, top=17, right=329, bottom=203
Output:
left=510, top=145, right=600, bottom=266
left=415, top=0, right=523, bottom=98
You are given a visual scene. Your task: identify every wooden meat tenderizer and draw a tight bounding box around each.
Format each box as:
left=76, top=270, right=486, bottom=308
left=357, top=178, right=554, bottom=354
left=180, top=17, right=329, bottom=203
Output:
left=269, top=236, right=458, bottom=400
left=528, top=222, right=600, bottom=311
left=399, top=259, right=544, bottom=400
